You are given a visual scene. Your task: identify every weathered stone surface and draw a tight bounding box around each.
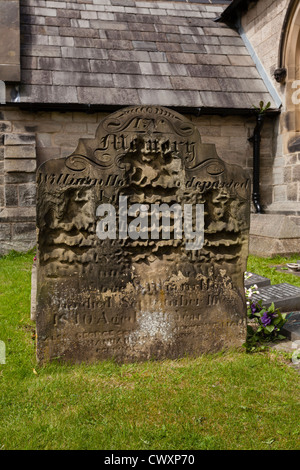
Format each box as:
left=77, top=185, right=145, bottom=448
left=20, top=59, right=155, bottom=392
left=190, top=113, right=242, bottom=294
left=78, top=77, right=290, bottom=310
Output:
left=36, top=105, right=251, bottom=364
left=249, top=213, right=300, bottom=257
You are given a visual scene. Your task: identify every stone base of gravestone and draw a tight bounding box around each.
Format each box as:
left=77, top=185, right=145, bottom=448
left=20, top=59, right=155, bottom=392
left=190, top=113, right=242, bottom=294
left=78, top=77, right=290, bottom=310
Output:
left=251, top=284, right=300, bottom=312
left=281, top=312, right=300, bottom=340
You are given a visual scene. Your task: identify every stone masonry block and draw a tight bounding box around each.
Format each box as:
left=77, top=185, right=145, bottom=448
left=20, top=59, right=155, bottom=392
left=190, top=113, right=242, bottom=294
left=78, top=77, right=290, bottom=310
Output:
left=0, top=122, right=12, bottom=133
left=4, top=185, right=18, bottom=206
left=0, top=206, right=36, bottom=223
left=284, top=167, right=292, bottom=183
left=287, top=183, right=298, bottom=201
left=4, top=159, right=36, bottom=173
left=12, top=222, right=36, bottom=241
left=285, top=154, right=297, bottom=165
left=4, top=133, right=36, bottom=146
left=4, top=173, right=36, bottom=184
left=273, top=185, right=287, bottom=202
left=5, top=145, right=36, bottom=159
left=273, top=167, right=284, bottom=185
left=292, top=165, right=300, bottom=181
left=0, top=185, right=4, bottom=207
left=0, top=223, right=11, bottom=241
left=18, top=183, right=36, bottom=207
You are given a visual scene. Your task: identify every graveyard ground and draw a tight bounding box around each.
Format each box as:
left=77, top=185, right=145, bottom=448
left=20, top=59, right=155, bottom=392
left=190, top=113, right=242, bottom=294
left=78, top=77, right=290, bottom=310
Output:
left=0, top=250, right=299, bottom=450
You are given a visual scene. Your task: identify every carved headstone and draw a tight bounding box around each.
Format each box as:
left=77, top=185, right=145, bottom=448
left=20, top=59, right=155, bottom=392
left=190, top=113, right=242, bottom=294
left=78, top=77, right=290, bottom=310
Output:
left=36, top=106, right=251, bottom=363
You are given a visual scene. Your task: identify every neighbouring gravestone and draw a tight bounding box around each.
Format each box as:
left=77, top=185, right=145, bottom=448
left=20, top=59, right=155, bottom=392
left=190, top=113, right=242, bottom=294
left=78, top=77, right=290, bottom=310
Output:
left=36, top=105, right=251, bottom=363
left=282, top=312, right=300, bottom=340
left=251, top=283, right=300, bottom=312
left=244, top=272, right=271, bottom=288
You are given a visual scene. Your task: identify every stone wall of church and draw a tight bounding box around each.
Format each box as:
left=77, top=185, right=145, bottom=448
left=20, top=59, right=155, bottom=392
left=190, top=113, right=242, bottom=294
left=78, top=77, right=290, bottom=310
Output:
left=241, top=0, right=288, bottom=98
left=0, top=106, right=275, bottom=254
left=241, top=0, right=300, bottom=225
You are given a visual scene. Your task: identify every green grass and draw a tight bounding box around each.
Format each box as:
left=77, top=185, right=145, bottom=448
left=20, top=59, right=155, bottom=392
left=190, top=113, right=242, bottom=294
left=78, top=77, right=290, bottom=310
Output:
left=0, top=250, right=299, bottom=450
left=247, top=253, right=300, bottom=287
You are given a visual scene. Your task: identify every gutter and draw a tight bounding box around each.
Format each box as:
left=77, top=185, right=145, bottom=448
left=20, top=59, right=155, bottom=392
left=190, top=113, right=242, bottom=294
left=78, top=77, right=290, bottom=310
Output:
left=10, top=101, right=280, bottom=118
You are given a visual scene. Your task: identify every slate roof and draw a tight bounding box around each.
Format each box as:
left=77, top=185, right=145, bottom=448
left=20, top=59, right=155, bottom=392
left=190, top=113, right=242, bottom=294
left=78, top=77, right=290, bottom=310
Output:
left=17, top=0, right=276, bottom=111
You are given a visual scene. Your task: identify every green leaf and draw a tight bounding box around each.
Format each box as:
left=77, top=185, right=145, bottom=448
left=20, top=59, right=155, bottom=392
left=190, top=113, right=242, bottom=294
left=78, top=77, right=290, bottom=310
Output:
left=264, top=325, right=275, bottom=333
left=277, top=334, right=286, bottom=340
left=268, top=302, right=275, bottom=313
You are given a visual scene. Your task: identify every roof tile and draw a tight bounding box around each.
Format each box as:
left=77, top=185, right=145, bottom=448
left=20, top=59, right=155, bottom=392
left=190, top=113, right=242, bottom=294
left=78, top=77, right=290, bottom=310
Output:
left=53, top=70, right=114, bottom=86
left=137, top=89, right=202, bottom=107
left=77, top=86, right=140, bottom=105
left=16, top=0, right=277, bottom=110
left=113, top=73, right=172, bottom=89
left=61, top=46, right=108, bottom=59
left=170, top=76, right=221, bottom=91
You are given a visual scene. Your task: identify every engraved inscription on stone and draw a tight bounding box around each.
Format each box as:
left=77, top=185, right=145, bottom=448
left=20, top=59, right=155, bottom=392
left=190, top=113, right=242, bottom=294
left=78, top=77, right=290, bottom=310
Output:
left=36, top=106, right=251, bottom=363
left=251, top=284, right=300, bottom=312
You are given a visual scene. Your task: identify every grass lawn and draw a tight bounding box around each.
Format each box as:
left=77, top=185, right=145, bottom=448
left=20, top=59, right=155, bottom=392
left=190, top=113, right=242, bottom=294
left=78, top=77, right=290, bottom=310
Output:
left=247, top=253, right=300, bottom=287
left=0, top=250, right=299, bottom=450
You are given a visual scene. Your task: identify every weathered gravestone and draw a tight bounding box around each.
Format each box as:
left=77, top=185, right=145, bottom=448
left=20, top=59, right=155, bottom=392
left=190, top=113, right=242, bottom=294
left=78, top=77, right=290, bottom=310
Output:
left=36, top=106, right=251, bottom=363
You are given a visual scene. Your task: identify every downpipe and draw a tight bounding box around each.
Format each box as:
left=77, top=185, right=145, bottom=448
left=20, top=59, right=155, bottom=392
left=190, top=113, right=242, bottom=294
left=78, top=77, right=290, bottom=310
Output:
left=249, top=113, right=265, bottom=213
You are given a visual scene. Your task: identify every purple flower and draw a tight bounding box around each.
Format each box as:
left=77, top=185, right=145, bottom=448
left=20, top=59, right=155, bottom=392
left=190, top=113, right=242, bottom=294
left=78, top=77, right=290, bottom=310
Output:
left=251, top=303, right=258, bottom=314
left=261, top=311, right=275, bottom=327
